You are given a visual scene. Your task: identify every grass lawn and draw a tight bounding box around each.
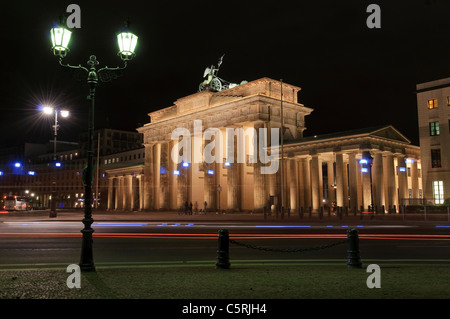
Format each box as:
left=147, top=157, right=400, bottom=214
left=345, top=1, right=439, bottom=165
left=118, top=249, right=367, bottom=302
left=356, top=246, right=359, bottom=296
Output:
left=0, top=262, right=449, bottom=299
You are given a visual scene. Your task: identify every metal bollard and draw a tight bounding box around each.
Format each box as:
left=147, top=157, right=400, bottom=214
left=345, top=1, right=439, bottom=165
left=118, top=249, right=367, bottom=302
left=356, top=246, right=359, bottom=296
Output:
left=216, top=229, right=230, bottom=269
left=347, top=228, right=362, bottom=268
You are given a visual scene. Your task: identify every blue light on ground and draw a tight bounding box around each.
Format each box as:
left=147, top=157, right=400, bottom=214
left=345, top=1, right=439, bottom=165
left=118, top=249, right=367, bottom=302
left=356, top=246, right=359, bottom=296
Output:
left=255, top=225, right=311, bottom=228
left=95, top=223, right=147, bottom=227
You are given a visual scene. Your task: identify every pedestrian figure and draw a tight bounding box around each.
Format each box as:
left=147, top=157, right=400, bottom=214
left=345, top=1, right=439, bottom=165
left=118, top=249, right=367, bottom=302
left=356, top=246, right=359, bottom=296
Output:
left=204, top=201, right=207, bottom=213
left=194, top=201, right=198, bottom=214
left=189, top=202, right=193, bottom=215
left=184, top=201, right=189, bottom=215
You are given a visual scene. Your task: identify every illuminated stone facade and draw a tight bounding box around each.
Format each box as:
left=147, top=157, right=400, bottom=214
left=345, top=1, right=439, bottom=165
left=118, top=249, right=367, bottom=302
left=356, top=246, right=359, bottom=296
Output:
left=106, top=77, right=422, bottom=213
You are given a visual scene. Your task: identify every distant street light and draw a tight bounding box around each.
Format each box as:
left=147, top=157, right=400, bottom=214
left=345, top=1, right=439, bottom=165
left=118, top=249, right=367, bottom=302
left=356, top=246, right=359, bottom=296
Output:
left=42, top=105, right=69, bottom=218
left=49, top=16, right=138, bottom=272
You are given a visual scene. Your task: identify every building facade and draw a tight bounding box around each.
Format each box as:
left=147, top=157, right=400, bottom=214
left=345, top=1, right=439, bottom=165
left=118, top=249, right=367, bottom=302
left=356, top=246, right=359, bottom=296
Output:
left=0, top=129, right=143, bottom=210
left=119, top=77, right=423, bottom=213
left=416, top=78, right=450, bottom=205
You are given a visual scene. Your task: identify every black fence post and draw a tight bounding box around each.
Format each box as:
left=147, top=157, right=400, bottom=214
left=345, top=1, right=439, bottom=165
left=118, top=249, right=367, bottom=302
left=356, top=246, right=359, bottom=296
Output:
left=216, top=229, right=230, bottom=269
left=347, top=228, right=362, bottom=268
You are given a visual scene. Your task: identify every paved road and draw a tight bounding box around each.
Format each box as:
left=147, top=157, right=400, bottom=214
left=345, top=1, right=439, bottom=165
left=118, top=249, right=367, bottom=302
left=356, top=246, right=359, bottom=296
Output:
left=1, top=209, right=449, bottom=269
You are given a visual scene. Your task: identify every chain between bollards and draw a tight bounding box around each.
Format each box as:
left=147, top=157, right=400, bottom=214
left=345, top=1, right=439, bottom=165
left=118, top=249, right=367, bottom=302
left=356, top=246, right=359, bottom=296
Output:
left=216, top=228, right=363, bottom=268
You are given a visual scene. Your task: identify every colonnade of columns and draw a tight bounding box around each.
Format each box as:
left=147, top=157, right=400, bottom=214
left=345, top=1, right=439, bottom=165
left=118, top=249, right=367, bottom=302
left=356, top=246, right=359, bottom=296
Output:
left=107, top=173, right=144, bottom=211
left=124, top=119, right=422, bottom=214
left=141, top=121, right=272, bottom=212
left=280, top=151, right=421, bottom=213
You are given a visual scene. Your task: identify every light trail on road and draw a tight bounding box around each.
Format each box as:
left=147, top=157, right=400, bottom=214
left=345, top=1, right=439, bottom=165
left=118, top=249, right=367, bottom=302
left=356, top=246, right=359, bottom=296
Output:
left=1, top=232, right=450, bottom=240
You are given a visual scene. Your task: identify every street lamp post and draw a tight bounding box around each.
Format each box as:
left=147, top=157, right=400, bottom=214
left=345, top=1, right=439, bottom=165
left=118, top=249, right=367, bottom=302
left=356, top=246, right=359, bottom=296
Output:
left=50, top=18, right=138, bottom=272
left=217, top=184, right=222, bottom=212
left=43, top=106, right=69, bottom=218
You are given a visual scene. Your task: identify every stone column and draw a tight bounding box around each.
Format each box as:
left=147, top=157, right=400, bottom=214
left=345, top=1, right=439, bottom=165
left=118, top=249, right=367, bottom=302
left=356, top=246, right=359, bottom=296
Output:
left=411, top=158, right=419, bottom=199
left=397, top=154, right=408, bottom=205
left=373, top=152, right=384, bottom=211
left=227, top=128, right=240, bottom=211
left=169, top=140, right=179, bottom=210
left=297, top=160, right=304, bottom=209
left=143, top=143, right=154, bottom=210
left=131, top=174, right=138, bottom=211
left=254, top=122, right=266, bottom=210
left=117, top=176, right=124, bottom=210
left=348, top=152, right=358, bottom=213
left=361, top=155, right=372, bottom=210
left=160, top=142, right=170, bottom=209
left=124, top=175, right=132, bottom=211
left=137, top=174, right=143, bottom=211
left=343, top=159, right=349, bottom=208
left=327, top=160, right=335, bottom=205
left=310, top=154, right=320, bottom=211
left=204, top=166, right=215, bottom=211
left=335, top=153, right=344, bottom=207
left=303, top=157, right=312, bottom=209
left=383, top=153, right=396, bottom=209
left=288, top=158, right=298, bottom=210
left=107, top=177, right=114, bottom=210
left=153, top=143, right=161, bottom=210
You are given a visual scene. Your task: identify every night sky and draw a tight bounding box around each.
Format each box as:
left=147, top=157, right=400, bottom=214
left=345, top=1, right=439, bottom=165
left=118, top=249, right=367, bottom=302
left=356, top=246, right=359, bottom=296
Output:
left=1, top=0, right=450, bottom=149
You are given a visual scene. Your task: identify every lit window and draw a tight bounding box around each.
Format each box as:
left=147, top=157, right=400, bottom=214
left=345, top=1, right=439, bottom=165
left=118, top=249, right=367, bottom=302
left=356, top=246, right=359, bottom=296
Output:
left=433, top=181, right=444, bottom=204
left=428, top=99, right=438, bottom=109
left=429, top=121, right=440, bottom=136
left=447, top=96, right=450, bottom=106
left=431, top=149, right=441, bottom=168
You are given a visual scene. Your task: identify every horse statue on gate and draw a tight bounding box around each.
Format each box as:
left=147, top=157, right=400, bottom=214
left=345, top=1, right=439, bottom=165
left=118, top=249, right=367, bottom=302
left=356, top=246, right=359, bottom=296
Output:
left=198, top=55, right=247, bottom=92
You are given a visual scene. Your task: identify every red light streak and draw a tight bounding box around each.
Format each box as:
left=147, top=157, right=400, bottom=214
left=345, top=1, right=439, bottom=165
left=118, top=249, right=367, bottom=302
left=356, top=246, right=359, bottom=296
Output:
left=0, top=232, right=449, bottom=240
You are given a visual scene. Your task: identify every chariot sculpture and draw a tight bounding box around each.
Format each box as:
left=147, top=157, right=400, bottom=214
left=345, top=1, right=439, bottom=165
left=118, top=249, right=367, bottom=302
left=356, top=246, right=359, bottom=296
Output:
left=198, top=55, right=247, bottom=92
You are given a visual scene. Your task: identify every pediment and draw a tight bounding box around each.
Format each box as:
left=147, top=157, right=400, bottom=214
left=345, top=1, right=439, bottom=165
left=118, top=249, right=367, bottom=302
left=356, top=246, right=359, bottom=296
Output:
left=369, top=126, right=411, bottom=144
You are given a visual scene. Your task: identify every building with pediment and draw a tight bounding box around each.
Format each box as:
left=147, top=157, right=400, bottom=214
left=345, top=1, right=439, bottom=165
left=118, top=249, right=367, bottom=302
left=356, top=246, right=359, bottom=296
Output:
left=105, top=77, right=422, bottom=213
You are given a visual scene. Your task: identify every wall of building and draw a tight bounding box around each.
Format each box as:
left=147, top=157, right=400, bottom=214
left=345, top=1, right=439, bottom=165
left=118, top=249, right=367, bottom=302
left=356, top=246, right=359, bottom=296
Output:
left=416, top=78, right=450, bottom=204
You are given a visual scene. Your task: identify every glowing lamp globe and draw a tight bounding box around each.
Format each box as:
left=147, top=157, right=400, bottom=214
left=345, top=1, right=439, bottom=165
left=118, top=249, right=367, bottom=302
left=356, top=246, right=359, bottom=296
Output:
left=117, top=32, right=138, bottom=61
left=50, top=27, right=72, bottom=58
